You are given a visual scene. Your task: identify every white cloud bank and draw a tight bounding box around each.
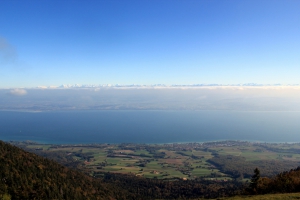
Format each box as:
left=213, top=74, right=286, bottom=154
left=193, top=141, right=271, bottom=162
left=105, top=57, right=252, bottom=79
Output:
left=1, top=86, right=300, bottom=111
left=8, top=88, right=27, bottom=96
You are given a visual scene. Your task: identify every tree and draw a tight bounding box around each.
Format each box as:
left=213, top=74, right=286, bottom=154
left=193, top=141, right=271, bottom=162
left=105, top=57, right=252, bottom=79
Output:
left=249, top=168, right=260, bottom=193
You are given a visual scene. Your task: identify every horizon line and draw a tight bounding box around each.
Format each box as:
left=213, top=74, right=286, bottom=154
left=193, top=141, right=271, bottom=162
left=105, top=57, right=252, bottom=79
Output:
left=1, top=83, right=300, bottom=90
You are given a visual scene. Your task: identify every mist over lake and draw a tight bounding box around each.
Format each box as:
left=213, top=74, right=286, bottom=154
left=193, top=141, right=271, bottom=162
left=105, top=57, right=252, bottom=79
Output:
left=0, top=110, right=299, bottom=144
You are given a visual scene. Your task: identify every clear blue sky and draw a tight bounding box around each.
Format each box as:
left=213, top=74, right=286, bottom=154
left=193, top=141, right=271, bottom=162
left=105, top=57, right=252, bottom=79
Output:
left=1, top=0, right=299, bottom=88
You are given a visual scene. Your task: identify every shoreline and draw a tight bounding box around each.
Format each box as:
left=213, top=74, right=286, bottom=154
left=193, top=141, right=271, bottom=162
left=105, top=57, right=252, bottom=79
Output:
left=4, top=138, right=300, bottom=146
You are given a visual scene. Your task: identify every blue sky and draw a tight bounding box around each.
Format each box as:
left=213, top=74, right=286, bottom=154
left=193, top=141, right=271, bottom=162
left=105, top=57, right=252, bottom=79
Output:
left=1, top=0, right=300, bottom=88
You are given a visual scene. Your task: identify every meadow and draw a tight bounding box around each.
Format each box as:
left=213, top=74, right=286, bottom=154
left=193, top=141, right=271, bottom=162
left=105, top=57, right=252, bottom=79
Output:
left=16, top=141, right=300, bottom=180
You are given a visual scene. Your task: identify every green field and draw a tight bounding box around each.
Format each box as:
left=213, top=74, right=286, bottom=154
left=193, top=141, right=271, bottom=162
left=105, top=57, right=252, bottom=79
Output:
left=14, top=141, right=300, bottom=180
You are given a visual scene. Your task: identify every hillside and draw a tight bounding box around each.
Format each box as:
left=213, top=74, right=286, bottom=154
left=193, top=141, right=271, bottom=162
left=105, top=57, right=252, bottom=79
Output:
left=0, top=140, right=116, bottom=199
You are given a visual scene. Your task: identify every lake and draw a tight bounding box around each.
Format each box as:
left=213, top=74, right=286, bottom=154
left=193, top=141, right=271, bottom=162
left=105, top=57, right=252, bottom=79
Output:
left=0, top=110, right=299, bottom=144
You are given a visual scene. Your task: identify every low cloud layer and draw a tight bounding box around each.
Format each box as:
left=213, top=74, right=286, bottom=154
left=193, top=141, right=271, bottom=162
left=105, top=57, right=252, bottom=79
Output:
left=0, top=87, right=300, bottom=111
left=8, top=89, right=27, bottom=96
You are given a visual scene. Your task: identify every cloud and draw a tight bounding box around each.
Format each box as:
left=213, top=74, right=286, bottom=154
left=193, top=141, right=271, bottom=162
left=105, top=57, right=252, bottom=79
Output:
left=1, top=87, right=300, bottom=111
left=8, top=89, right=27, bottom=96
left=0, top=36, right=17, bottom=64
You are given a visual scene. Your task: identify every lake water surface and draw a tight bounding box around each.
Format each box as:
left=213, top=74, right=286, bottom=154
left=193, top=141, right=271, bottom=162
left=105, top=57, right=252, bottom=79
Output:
left=0, top=110, right=299, bottom=144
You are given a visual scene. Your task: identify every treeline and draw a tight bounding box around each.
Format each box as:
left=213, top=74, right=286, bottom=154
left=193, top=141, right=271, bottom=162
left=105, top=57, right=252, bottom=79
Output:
left=208, top=154, right=300, bottom=178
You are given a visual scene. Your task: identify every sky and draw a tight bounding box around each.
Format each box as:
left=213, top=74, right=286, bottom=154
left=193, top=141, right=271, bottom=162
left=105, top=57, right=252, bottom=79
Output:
left=0, top=0, right=300, bottom=88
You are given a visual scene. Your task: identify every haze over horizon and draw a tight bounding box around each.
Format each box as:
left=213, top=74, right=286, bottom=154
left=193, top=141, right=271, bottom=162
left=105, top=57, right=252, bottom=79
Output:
left=1, top=0, right=300, bottom=88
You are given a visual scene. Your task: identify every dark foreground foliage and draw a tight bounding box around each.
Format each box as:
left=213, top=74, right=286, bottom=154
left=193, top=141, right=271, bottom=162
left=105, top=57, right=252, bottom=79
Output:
left=102, top=173, right=242, bottom=199
left=247, top=166, right=300, bottom=195
left=0, top=140, right=243, bottom=199
left=0, top=141, right=114, bottom=200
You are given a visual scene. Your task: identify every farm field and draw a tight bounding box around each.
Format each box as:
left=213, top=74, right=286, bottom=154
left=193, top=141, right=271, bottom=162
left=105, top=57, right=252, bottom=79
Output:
left=13, top=141, right=300, bottom=180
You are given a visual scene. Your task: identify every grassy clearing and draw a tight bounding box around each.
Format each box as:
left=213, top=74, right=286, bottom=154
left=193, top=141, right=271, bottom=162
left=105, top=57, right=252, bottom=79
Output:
left=134, top=149, right=151, bottom=156
left=192, top=168, right=213, bottom=176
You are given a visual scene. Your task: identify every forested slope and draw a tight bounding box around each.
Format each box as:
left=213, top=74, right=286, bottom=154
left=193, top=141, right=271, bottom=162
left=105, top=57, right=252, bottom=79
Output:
left=0, top=140, right=114, bottom=200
